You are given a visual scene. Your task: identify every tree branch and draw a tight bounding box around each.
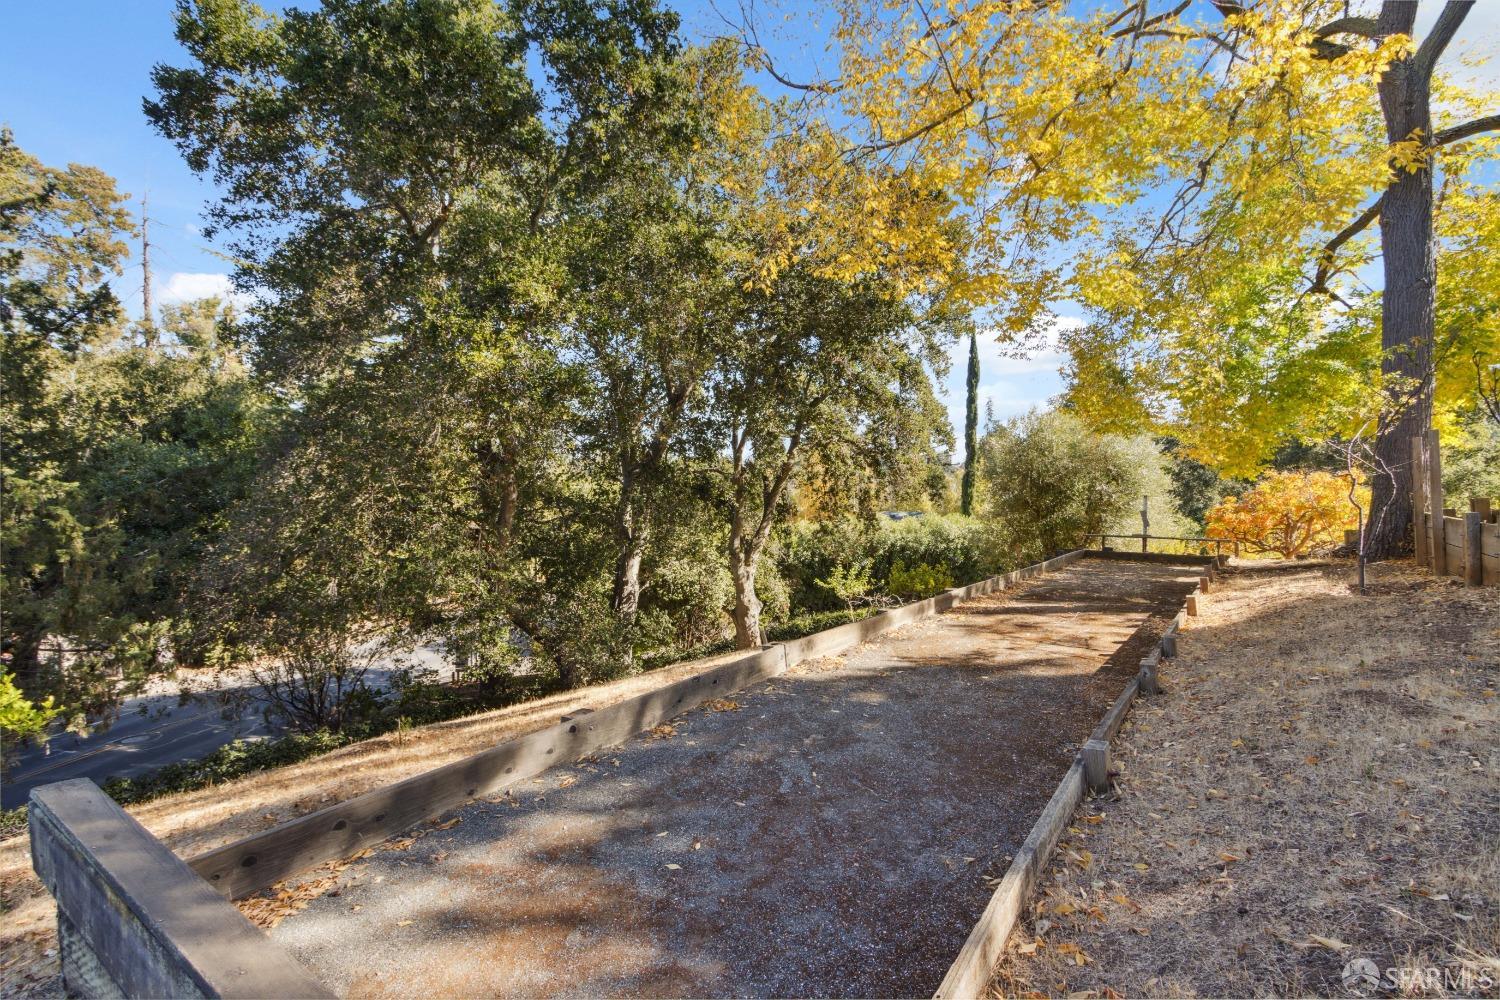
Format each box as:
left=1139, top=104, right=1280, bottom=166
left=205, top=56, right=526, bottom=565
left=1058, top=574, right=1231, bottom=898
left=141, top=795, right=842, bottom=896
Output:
left=1110, top=0, right=1191, bottom=39
left=1313, top=16, right=1379, bottom=40
left=1434, top=113, right=1500, bottom=146
left=1309, top=194, right=1384, bottom=297
left=1414, top=0, right=1473, bottom=79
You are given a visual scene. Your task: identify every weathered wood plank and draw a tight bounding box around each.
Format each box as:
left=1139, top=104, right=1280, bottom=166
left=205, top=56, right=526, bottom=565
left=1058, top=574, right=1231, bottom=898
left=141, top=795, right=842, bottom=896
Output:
left=1464, top=512, right=1484, bottom=587
left=191, top=645, right=786, bottom=899
left=933, top=763, right=1084, bottom=1000
left=1089, top=676, right=1141, bottom=745
left=1412, top=436, right=1429, bottom=567
left=1428, top=430, right=1446, bottom=576
left=30, top=780, right=332, bottom=999
left=1482, top=522, right=1500, bottom=558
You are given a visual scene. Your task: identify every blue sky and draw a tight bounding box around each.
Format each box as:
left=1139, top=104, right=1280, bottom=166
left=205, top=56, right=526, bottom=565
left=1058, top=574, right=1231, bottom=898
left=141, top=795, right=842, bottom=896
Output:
left=6, top=1, right=1495, bottom=454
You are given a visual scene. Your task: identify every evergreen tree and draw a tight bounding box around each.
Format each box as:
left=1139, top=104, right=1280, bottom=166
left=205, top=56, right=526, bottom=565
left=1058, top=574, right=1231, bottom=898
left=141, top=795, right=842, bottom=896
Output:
left=960, top=329, right=978, bottom=516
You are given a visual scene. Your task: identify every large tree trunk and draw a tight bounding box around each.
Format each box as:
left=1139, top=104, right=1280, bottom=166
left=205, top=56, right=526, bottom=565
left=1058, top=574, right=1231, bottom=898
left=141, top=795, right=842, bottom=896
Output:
left=4, top=628, right=47, bottom=699
left=612, top=531, right=645, bottom=618
left=728, top=533, right=763, bottom=650
left=610, top=467, right=645, bottom=620
left=1368, top=2, right=1436, bottom=561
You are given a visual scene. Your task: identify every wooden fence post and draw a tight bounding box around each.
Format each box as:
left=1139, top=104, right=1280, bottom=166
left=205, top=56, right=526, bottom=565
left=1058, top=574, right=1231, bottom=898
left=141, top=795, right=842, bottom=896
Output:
left=1082, top=739, right=1111, bottom=793
left=1427, top=430, right=1446, bottom=576
left=1411, top=435, right=1429, bottom=568
left=1138, top=656, right=1159, bottom=696
left=1465, top=512, right=1484, bottom=587
left=1473, top=497, right=1493, bottom=520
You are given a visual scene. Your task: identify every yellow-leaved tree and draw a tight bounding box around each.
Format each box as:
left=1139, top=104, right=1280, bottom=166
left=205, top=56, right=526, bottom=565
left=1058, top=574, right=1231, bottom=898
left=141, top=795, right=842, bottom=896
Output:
left=735, top=0, right=1499, bottom=558
left=1206, top=470, right=1365, bottom=558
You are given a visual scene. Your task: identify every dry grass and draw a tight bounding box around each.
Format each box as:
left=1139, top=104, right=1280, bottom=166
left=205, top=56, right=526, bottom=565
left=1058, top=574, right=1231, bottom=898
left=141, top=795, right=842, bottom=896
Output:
left=0, top=649, right=748, bottom=997
left=991, top=559, right=1500, bottom=999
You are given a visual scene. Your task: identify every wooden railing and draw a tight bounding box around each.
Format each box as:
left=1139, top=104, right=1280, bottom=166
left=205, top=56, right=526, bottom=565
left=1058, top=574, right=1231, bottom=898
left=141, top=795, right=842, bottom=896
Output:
left=1085, top=532, right=1230, bottom=560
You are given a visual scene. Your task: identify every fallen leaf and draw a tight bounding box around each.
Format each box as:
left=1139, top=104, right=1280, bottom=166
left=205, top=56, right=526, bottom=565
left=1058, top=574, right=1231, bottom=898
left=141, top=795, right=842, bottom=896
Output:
left=1218, top=853, right=1241, bottom=863
left=430, top=817, right=461, bottom=831
left=397, top=920, right=413, bottom=927
left=1307, top=935, right=1349, bottom=951
left=664, top=863, right=682, bottom=871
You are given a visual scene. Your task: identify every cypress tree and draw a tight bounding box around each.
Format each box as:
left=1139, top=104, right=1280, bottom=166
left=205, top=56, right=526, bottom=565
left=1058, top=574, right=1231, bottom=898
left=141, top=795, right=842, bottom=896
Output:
left=960, top=330, right=978, bottom=515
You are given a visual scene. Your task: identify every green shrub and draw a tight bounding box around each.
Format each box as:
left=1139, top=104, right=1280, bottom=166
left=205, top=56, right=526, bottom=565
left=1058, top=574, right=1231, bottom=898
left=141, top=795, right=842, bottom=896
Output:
left=103, top=729, right=354, bottom=804
left=867, top=516, right=998, bottom=585
left=779, top=515, right=1000, bottom=611
left=765, top=607, right=880, bottom=642
left=885, top=560, right=954, bottom=599
left=0, top=806, right=26, bottom=841
left=816, top=560, right=876, bottom=610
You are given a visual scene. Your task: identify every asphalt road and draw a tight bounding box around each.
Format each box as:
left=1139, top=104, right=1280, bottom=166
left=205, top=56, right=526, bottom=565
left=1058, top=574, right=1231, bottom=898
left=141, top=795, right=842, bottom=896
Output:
left=1, top=686, right=275, bottom=810
left=1, top=643, right=458, bottom=810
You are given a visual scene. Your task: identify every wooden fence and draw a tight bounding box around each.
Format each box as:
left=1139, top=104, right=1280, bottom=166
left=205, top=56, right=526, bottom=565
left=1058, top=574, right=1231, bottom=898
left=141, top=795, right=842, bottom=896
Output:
left=1409, top=431, right=1498, bottom=587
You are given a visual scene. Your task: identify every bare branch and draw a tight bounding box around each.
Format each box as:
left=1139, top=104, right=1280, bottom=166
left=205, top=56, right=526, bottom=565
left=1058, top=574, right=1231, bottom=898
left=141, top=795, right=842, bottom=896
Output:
left=1110, top=0, right=1191, bottom=39
left=1313, top=16, right=1380, bottom=40
left=1434, top=113, right=1500, bottom=146
left=1414, top=0, right=1473, bottom=78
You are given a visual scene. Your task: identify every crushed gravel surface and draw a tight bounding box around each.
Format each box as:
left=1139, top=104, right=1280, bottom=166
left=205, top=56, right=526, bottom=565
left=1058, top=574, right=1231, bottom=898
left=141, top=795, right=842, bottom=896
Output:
left=267, top=559, right=1199, bottom=998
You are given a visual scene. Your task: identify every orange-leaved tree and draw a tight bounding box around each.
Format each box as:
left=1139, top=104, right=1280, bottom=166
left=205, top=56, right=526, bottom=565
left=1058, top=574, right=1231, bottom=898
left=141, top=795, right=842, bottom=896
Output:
left=1206, top=471, right=1363, bottom=559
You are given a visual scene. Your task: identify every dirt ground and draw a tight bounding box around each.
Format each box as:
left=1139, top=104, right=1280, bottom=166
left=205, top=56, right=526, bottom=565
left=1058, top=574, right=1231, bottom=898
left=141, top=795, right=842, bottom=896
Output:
left=0, top=647, right=758, bottom=997
left=992, top=560, right=1500, bottom=999
left=256, top=560, right=1197, bottom=998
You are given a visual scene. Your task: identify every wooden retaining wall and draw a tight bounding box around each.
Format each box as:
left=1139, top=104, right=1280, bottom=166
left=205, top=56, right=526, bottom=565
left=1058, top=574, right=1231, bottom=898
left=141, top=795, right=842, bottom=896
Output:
left=28, top=781, right=331, bottom=999
left=933, top=556, right=1208, bottom=998
left=32, top=549, right=1093, bottom=997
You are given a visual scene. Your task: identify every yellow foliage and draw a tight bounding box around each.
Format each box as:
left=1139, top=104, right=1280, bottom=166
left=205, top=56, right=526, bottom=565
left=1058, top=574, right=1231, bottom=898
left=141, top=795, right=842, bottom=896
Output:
left=1205, top=471, right=1364, bottom=559
left=749, top=0, right=1499, bottom=465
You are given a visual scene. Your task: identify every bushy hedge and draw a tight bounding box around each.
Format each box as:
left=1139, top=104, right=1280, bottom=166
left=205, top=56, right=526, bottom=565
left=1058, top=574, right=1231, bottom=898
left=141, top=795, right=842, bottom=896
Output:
left=6, top=515, right=1008, bottom=831
left=776, top=514, right=1003, bottom=613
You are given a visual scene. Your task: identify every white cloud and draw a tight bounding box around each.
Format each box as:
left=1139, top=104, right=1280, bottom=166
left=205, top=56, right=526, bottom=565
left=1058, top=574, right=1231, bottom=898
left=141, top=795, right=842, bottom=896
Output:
left=940, top=312, right=1086, bottom=457
left=158, top=272, right=250, bottom=307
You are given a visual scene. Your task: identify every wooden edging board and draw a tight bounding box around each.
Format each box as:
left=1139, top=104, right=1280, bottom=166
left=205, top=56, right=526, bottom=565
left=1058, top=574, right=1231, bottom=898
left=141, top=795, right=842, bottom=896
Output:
left=29, top=779, right=332, bottom=999
left=933, top=563, right=1203, bottom=999
left=1089, top=549, right=1219, bottom=566
left=190, top=549, right=1089, bottom=900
